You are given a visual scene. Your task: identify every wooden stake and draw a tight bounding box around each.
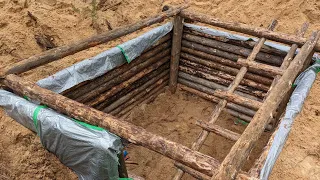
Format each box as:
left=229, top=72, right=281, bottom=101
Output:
left=0, top=6, right=186, bottom=76
left=169, top=15, right=184, bottom=93
left=3, top=74, right=220, bottom=175
left=212, top=31, right=319, bottom=180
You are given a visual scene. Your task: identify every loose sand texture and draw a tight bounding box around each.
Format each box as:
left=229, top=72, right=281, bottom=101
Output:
left=0, top=0, right=320, bottom=179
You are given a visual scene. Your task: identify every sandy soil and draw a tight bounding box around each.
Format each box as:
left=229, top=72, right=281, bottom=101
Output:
left=125, top=89, right=270, bottom=179
left=0, top=0, right=320, bottom=179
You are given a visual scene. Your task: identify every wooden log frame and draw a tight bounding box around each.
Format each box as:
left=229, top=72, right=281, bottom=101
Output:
left=212, top=31, right=319, bottom=180
left=179, top=9, right=320, bottom=51
left=0, top=6, right=187, bottom=77
left=173, top=20, right=278, bottom=180
left=2, top=74, right=220, bottom=176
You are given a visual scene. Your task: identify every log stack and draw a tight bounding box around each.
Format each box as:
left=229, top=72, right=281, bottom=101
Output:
left=62, top=34, right=172, bottom=116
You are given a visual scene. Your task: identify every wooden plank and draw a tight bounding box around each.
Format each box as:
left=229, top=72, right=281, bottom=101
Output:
left=212, top=31, right=319, bottom=180
left=174, top=162, right=211, bottom=180
left=180, top=10, right=320, bottom=51
left=3, top=74, right=220, bottom=176
left=0, top=6, right=186, bottom=76
left=169, top=15, right=184, bottom=93
left=196, top=120, right=241, bottom=141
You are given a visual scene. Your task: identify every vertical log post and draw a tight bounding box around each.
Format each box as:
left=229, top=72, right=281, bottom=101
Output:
left=169, top=15, right=184, bottom=93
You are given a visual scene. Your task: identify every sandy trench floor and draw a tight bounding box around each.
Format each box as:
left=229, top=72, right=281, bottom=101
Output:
left=0, top=0, right=320, bottom=179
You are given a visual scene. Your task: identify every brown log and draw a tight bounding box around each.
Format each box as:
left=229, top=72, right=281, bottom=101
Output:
left=183, top=33, right=283, bottom=66
left=237, top=58, right=284, bottom=76
left=87, top=56, right=170, bottom=107
left=3, top=74, right=220, bottom=176
left=177, top=79, right=256, bottom=117
left=76, top=48, right=170, bottom=103
left=0, top=6, right=186, bottom=76
left=178, top=71, right=261, bottom=103
left=183, top=27, right=288, bottom=57
left=180, top=10, right=320, bottom=51
left=212, top=31, right=319, bottom=180
left=169, top=15, right=184, bottom=93
left=180, top=56, right=270, bottom=91
left=179, top=65, right=266, bottom=98
left=174, top=162, right=211, bottom=180
left=196, top=120, right=241, bottom=141
left=181, top=41, right=275, bottom=82
left=104, top=70, right=169, bottom=113
left=66, top=41, right=171, bottom=100
left=95, top=63, right=169, bottom=110
left=118, top=83, right=167, bottom=117
left=214, top=90, right=262, bottom=110
left=111, top=76, right=169, bottom=115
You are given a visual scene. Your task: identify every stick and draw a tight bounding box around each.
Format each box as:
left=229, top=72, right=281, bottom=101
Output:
left=3, top=74, right=220, bottom=176
left=0, top=6, right=186, bottom=76
left=169, top=15, right=184, bottom=93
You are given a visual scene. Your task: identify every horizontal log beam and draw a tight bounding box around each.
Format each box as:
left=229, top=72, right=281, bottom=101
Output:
left=0, top=6, right=186, bottom=76
left=213, top=31, right=320, bottom=180
left=237, top=58, right=284, bottom=76
left=183, top=33, right=283, bottom=66
left=3, top=74, right=219, bottom=176
left=180, top=10, right=320, bottom=51
left=214, top=90, right=263, bottom=110
left=181, top=41, right=275, bottom=82
left=196, top=120, right=241, bottom=141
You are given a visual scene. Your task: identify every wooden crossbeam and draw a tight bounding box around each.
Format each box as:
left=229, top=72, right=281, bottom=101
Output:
left=237, top=58, right=284, bottom=76
left=196, top=120, right=241, bottom=141
left=172, top=20, right=278, bottom=180
left=212, top=31, right=319, bottom=180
